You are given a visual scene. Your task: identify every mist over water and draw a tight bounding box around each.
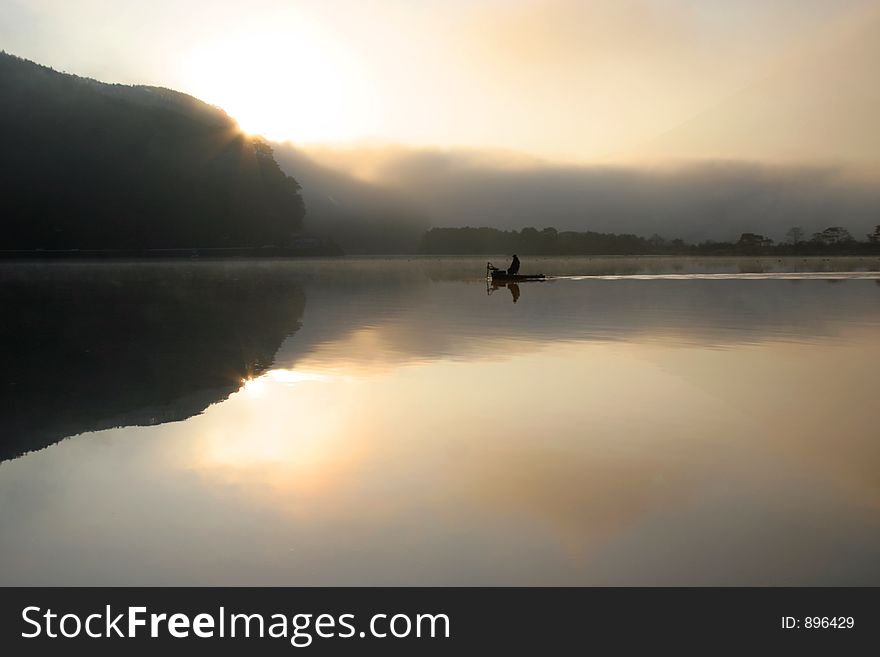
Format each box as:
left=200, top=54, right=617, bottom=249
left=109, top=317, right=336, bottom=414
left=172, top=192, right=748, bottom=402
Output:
left=1, top=257, right=879, bottom=585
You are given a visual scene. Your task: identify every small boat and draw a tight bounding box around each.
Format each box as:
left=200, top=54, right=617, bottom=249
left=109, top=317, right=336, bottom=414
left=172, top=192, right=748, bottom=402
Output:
left=489, top=272, right=546, bottom=282
left=486, top=262, right=545, bottom=281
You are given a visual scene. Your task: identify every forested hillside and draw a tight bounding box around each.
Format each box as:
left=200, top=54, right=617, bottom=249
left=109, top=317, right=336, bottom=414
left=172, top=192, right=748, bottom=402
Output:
left=0, top=52, right=305, bottom=250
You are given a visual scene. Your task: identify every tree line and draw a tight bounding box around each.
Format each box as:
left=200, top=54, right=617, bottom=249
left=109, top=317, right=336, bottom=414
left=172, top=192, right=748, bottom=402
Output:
left=418, top=225, right=880, bottom=256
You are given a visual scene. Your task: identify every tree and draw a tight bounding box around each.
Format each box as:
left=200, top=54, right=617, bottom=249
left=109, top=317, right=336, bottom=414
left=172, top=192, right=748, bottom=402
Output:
left=785, top=226, right=805, bottom=245
left=868, top=225, right=880, bottom=243
left=811, top=226, right=854, bottom=245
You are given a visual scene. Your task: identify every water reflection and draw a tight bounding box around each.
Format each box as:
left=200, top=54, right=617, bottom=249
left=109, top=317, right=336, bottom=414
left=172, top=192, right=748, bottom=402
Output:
left=489, top=280, right=522, bottom=303
left=0, top=262, right=304, bottom=461
left=1, top=258, right=879, bottom=585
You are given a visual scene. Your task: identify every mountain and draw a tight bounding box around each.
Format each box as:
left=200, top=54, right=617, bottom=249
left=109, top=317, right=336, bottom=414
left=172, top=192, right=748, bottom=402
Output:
left=0, top=52, right=305, bottom=250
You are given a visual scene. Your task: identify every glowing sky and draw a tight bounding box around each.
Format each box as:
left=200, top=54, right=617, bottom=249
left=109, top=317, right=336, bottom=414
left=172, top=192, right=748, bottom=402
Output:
left=0, top=0, right=874, bottom=161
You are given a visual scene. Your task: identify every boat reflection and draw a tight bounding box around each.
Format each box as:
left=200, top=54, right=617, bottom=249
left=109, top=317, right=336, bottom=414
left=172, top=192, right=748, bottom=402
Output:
left=488, top=280, right=521, bottom=303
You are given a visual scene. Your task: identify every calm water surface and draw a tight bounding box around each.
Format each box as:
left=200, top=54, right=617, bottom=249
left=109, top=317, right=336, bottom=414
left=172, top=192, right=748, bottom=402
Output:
left=2, top=256, right=880, bottom=585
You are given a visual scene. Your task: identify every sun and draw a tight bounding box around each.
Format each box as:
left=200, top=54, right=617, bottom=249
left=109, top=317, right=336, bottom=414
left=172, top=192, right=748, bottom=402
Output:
left=179, top=13, right=377, bottom=143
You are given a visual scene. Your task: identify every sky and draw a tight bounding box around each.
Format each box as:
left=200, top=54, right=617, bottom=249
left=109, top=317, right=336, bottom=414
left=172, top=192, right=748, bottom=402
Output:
left=1, top=0, right=876, bottom=162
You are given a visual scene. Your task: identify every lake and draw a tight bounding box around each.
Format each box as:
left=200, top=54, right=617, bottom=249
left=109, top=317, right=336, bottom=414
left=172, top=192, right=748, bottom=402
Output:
left=2, top=256, right=880, bottom=585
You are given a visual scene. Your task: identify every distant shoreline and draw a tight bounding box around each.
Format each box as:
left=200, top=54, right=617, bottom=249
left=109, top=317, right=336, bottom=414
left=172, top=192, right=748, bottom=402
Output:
left=417, top=226, right=880, bottom=258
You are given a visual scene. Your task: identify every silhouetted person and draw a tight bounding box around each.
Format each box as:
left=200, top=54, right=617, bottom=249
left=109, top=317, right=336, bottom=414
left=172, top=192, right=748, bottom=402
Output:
left=508, top=254, right=521, bottom=275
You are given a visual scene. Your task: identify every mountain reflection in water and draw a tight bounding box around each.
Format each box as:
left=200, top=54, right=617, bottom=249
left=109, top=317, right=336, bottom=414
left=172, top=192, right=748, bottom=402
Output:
left=1, top=262, right=305, bottom=460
